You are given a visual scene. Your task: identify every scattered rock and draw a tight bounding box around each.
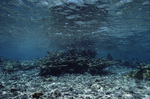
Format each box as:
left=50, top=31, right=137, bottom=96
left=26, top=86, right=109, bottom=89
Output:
left=20, top=94, right=28, bottom=99
left=51, top=89, right=61, bottom=97
left=84, top=95, right=94, bottom=99
left=91, top=83, right=101, bottom=91
left=10, top=87, right=19, bottom=92
left=122, top=94, right=133, bottom=99
left=73, top=89, right=84, bottom=94
left=0, top=82, right=4, bottom=88
left=31, top=92, right=43, bottom=98
left=44, top=77, right=53, bottom=81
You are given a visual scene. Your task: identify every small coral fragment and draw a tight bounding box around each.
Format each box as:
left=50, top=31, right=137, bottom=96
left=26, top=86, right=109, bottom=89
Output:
left=126, top=64, right=150, bottom=80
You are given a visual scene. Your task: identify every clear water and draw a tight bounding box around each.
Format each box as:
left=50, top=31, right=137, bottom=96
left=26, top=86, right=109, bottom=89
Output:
left=0, top=0, right=150, bottom=61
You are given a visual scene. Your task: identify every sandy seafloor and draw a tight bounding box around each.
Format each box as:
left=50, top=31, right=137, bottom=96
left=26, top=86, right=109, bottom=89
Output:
left=0, top=65, right=150, bottom=99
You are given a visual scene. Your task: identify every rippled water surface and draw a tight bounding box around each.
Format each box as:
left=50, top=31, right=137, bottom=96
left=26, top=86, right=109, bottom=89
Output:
left=0, top=0, right=150, bottom=61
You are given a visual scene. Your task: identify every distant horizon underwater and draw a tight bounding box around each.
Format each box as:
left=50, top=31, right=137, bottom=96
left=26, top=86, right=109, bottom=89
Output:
left=0, top=0, right=150, bottom=63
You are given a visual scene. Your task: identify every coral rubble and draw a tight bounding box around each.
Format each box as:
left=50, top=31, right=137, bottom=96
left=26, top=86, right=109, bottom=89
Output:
left=0, top=57, right=36, bottom=73
left=38, top=49, right=116, bottom=75
left=126, top=64, right=150, bottom=80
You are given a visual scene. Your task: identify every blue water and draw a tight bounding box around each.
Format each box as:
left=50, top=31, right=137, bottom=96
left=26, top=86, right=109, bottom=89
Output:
left=0, top=0, right=150, bottom=62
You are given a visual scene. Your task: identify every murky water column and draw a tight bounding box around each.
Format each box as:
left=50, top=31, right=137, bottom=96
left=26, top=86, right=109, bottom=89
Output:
left=0, top=0, right=150, bottom=61
left=0, top=0, right=51, bottom=60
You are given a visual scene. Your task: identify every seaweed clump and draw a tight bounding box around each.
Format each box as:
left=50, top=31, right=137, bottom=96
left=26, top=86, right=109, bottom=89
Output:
left=38, top=48, right=116, bottom=75
left=126, top=64, right=150, bottom=80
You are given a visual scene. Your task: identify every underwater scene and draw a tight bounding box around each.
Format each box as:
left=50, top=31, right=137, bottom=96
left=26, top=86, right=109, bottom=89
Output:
left=0, top=0, right=150, bottom=98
